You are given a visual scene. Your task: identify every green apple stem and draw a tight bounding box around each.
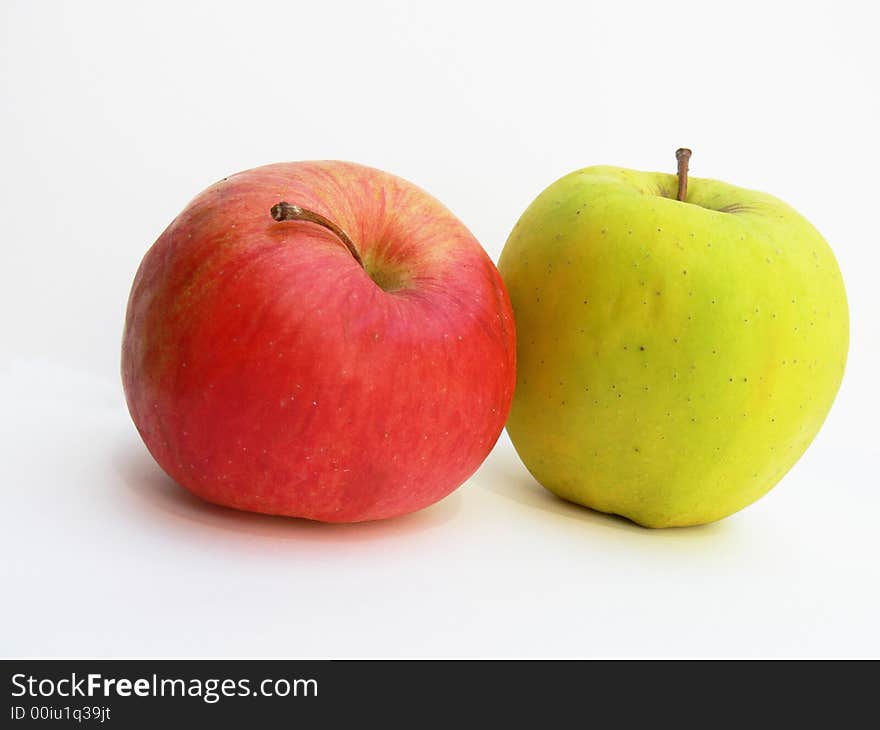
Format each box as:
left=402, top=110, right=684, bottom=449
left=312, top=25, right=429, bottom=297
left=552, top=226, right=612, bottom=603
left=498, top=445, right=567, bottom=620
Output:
left=676, top=148, right=692, bottom=202
left=270, top=202, right=365, bottom=268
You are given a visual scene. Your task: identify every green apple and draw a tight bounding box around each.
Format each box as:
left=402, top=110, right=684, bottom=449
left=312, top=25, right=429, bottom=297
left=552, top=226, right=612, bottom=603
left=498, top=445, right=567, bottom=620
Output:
left=498, top=151, right=848, bottom=527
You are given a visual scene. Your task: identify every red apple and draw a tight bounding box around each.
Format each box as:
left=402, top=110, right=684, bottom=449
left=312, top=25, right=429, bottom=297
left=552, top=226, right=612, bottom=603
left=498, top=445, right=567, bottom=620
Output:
left=122, top=161, right=516, bottom=522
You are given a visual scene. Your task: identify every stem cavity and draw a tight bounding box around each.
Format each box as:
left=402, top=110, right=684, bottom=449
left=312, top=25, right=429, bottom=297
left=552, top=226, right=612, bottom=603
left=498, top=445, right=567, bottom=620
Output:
left=270, top=202, right=364, bottom=268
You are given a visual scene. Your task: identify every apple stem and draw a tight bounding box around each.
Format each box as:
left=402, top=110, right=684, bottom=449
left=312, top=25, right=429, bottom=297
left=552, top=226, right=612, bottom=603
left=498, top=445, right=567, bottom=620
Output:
left=675, top=148, right=691, bottom=202
left=270, top=202, right=364, bottom=268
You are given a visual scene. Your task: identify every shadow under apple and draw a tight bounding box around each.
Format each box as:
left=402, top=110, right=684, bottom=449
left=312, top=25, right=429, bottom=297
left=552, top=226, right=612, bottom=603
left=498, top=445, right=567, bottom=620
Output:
left=479, top=443, right=731, bottom=540
left=113, top=441, right=464, bottom=543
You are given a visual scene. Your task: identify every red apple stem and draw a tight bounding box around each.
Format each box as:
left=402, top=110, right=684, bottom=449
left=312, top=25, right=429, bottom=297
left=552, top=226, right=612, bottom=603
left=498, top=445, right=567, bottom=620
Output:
left=676, top=148, right=691, bottom=202
left=270, top=202, right=364, bottom=268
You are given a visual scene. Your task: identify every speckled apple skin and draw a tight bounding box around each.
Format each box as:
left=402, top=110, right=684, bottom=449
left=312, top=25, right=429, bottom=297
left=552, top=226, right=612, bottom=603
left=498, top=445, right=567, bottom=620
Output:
left=499, top=166, right=848, bottom=527
left=123, top=161, right=515, bottom=522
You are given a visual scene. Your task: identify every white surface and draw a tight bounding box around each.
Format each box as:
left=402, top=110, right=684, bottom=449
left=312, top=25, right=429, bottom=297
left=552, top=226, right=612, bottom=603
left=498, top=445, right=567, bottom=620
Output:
left=2, top=0, right=878, bottom=658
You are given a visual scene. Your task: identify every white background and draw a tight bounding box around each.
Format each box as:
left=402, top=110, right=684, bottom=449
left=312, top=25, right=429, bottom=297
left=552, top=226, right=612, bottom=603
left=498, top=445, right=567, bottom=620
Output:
left=2, top=0, right=878, bottom=658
